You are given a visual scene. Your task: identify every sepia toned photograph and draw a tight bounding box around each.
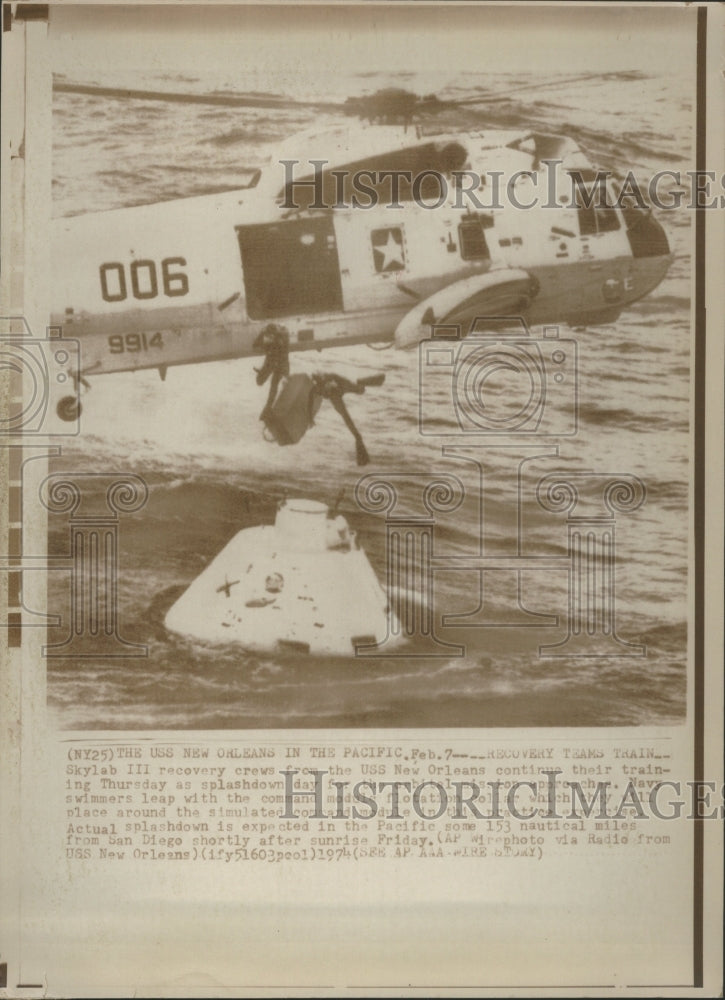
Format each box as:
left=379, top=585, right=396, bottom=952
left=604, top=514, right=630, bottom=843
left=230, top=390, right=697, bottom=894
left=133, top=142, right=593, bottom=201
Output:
left=2, top=3, right=723, bottom=996
left=36, top=3, right=701, bottom=731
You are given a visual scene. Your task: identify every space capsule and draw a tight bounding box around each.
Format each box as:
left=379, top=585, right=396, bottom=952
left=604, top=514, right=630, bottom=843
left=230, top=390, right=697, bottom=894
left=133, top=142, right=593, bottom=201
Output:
left=164, top=498, right=397, bottom=656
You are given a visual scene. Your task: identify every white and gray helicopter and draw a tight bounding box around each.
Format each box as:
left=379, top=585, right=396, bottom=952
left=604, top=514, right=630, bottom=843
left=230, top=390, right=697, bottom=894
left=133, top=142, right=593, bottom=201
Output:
left=51, top=86, right=672, bottom=429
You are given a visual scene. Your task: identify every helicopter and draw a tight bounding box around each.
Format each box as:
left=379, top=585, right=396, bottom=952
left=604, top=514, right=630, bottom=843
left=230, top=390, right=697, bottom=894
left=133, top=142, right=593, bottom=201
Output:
left=50, top=86, right=673, bottom=422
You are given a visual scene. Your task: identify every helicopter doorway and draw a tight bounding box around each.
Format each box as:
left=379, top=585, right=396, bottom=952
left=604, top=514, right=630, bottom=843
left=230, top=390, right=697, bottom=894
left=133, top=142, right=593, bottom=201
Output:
left=237, top=217, right=344, bottom=320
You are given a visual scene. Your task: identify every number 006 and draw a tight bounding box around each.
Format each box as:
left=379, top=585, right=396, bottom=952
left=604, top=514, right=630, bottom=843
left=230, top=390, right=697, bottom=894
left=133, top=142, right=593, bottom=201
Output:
left=100, top=257, right=189, bottom=302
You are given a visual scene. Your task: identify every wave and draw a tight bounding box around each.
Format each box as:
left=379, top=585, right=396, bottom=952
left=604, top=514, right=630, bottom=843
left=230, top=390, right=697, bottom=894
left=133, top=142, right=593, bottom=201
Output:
left=632, top=294, right=690, bottom=312
left=606, top=338, right=682, bottom=354
left=577, top=403, right=681, bottom=432
left=210, top=127, right=280, bottom=146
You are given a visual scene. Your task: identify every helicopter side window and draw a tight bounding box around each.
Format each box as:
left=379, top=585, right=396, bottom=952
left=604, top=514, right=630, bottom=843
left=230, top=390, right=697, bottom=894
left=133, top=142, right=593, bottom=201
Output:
left=458, top=216, right=491, bottom=261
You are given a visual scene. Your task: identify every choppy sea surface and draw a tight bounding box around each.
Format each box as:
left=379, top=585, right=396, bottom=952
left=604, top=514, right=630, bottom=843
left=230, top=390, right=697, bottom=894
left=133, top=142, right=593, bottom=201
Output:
left=48, top=67, right=693, bottom=729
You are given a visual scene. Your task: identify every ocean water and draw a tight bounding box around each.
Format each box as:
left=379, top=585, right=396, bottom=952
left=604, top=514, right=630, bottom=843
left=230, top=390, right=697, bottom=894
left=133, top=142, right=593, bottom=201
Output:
left=47, top=67, right=693, bottom=729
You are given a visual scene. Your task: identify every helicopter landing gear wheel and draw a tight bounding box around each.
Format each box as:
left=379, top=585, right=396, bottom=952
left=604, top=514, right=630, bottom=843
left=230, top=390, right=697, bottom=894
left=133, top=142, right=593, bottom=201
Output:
left=57, top=395, right=81, bottom=422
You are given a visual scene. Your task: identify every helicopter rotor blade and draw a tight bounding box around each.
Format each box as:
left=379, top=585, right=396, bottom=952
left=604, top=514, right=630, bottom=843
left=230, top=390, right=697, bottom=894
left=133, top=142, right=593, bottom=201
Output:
left=53, top=76, right=607, bottom=115
left=452, top=71, right=636, bottom=105
left=52, top=75, right=614, bottom=118
left=52, top=80, right=344, bottom=113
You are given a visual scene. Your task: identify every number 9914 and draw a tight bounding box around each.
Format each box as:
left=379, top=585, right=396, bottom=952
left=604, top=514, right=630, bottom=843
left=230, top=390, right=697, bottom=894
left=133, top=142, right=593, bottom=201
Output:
left=108, top=332, right=164, bottom=354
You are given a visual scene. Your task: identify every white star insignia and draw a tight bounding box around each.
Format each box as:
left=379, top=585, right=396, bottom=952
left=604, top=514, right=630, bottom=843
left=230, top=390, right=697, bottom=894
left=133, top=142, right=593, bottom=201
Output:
left=375, top=231, right=404, bottom=270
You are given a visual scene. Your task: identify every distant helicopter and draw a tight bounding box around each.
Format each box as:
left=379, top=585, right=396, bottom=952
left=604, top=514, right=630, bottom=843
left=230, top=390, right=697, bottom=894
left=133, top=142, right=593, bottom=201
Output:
left=50, top=86, right=672, bottom=421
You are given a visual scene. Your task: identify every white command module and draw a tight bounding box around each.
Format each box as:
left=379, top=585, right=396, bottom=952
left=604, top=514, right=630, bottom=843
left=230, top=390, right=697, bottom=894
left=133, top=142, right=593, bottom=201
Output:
left=164, top=498, right=395, bottom=656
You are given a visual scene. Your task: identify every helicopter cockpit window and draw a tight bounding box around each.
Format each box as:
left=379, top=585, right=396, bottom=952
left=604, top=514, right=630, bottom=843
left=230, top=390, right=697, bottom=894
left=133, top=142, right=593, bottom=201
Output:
left=620, top=204, right=649, bottom=229
left=458, top=215, right=492, bottom=260
left=576, top=202, right=598, bottom=237
left=595, top=205, right=620, bottom=233
left=574, top=185, right=621, bottom=236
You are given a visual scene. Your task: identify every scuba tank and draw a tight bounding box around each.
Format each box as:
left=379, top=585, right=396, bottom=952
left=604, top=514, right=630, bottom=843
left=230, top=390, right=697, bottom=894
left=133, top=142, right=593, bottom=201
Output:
left=261, top=366, right=385, bottom=465
left=262, top=373, right=321, bottom=445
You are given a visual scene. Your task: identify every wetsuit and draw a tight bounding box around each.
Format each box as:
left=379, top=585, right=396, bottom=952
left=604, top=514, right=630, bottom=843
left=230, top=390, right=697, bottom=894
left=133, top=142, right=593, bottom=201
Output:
left=253, top=325, right=290, bottom=420
left=311, top=373, right=370, bottom=466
